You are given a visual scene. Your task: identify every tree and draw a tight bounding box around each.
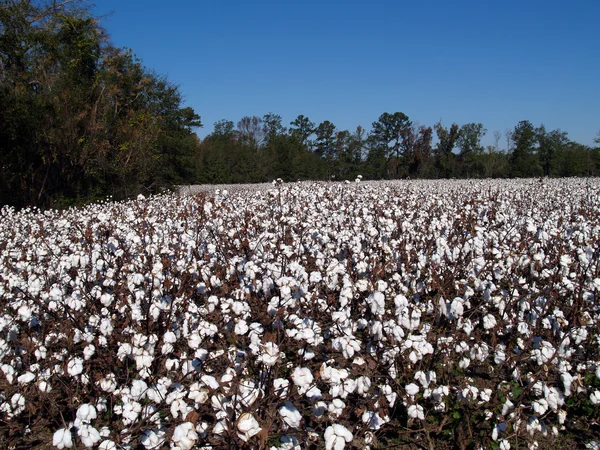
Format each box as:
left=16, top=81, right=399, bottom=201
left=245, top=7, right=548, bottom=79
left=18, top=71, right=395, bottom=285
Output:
left=289, top=114, right=315, bottom=148
left=433, top=121, right=460, bottom=178
left=0, top=0, right=202, bottom=208
left=368, top=112, right=412, bottom=178
left=457, top=123, right=486, bottom=177
left=510, top=120, right=542, bottom=177
left=237, top=116, right=264, bottom=148
left=314, top=120, right=336, bottom=159
left=262, top=113, right=286, bottom=143
left=536, top=126, right=568, bottom=177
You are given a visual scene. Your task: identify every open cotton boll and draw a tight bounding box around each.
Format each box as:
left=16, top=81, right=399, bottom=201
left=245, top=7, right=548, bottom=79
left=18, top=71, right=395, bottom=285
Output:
left=67, top=357, right=84, bottom=377
left=259, top=342, right=281, bottom=366
left=76, top=404, right=97, bottom=423
left=279, top=401, right=302, bottom=429
left=171, top=422, right=198, bottom=450
left=367, top=292, right=385, bottom=316
left=17, top=371, right=35, bottom=385
left=324, top=424, right=353, bottom=450
left=362, top=411, right=386, bottom=430
left=53, top=428, right=73, bottom=449
left=482, top=314, right=497, bottom=330
left=77, top=424, right=101, bottom=448
left=291, top=367, right=313, bottom=393
left=236, top=412, right=261, bottom=442
left=141, top=428, right=166, bottom=449
left=405, top=383, right=420, bottom=397
left=98, top=440, right=116, bottom=450
left=407, top=404, right=425, bottom=420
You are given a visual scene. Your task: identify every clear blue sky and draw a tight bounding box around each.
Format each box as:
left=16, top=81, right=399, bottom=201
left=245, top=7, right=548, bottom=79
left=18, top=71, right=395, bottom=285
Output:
left=93, top=0, right=599, bottom=148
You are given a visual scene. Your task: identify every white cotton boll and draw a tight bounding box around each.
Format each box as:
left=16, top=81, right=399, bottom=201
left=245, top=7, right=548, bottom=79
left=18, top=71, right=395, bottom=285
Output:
left=449, top=298, right=464, bottom=318
left=122, top=401, right=142, bottom=425
left=279, top=401, right=302, bottom=429
left=499, top=439, right=511, bottom=450
left=260, top=342, right=281, bottom=366
left=305, top=385, right=322, bottom=402
left=39, top=380, right=52, bottom=392
left=482, top=314, right=497, bottom=330
left=130, top=379, right=148, bottom=401
left=480, top=388, right=492, bottom=402
left=67, top=357, right=84, bottom=376
left=544, top=386, right=564, bottom=411
left=532, top=399, right=548, bottom=415
left=53, top=428, right=73, bottom=449
left=83, top=344, right=95, bottom=360
left=356, top=376, right=371, bottom=396
left=502, top=399, right=514, bottom=416
left=234, top=319, right=249, bottom=335
left=98, top=440, right=116, bottom=450
left=170, top=398, right=191, bottom=419
left=492, top=422, right=506, bottom=441
left=17, top=371, right=35, bottom=385
left=328, top=398, right=346, bottom=418
left=313, top=401, right=327, bottom=417
left=407, top=404, right=425, bottom=420
left=561, top=373, right=573, bottom=397
left=236, top=412, right=261, bottom=442
left=405, top=383, right=420, bottom=396
left=1, top=364, right=15, bottom=384
left=172, top=422, right=198, bottom=450
left=141, top=429, right=165, bottom=449
left=367, top=291, right=385, bottom=316
left=77, top=424, right=101, bottom=448
left=324, top=424, right=353, bottom=450
left=291, top=367, right=313, bottom=391
left=298, top=348, right=315, bottom=360
left=76, top=404, right=97, bottom=423
left=590, top=391, right=600, bottom=405
left=362, top=411, right=385, bottom=430
left=277, top=435, right=301, bottom=450
left=201, top=374, right=219, bottom=390
left=99, top=374, right=117, bottom=393
left=274, top=378, right=290, bottom=398
left=188, top=383, right=209, bottom=405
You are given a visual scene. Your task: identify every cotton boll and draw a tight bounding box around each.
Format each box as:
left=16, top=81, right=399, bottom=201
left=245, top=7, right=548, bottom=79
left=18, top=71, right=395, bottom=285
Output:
left=260, top=342, right=281, bottom=366
left=407, top=404, right=425, bottom=420
left=76, top=404, right=97, bottom=423
left=274, top=378, right=290, bottom=398
left=291, top=367, right=313, bottom=393
left=53, top=428, right=73, bottom=449
left=78, top=424, right=101, bottom=448
left=324, top=424, right=353, bottom=450
left=328, top=398, right=346, bottom=418
left=17, top=371, right=35, bottom=385
left=98, top=440, right=117, bottom=450
left=172, top=422, right=198, bottom=450
left=279, top=401, right=302, bottom=429
left=141, top=429, right=165, bottom=449
left=482, top=314, right=497, bottom=330
left=236, top=413, right=261, bottom=442
left=67, top=357, right=84, bottom=376
left=405, top=383, right=419, bottom=397
left=362, top=411, right=386, bottom=430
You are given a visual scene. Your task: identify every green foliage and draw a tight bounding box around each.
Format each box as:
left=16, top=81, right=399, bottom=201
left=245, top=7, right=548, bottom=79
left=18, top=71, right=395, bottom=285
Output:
left=0, top=0, right=201, bottom=208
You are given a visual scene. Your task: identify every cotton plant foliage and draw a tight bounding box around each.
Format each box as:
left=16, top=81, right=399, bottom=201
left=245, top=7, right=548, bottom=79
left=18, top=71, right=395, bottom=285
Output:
left=0, top=178, right=600, bottom=449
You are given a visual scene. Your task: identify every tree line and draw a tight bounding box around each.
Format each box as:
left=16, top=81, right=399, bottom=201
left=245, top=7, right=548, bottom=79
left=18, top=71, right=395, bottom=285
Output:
left=2, top=1, right=599, bottom=209
left=197, top=113, right=600, bottom=184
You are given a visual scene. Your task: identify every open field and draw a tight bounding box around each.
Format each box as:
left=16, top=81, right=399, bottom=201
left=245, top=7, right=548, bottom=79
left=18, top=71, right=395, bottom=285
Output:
left=1, top=179, right=600, bottom=449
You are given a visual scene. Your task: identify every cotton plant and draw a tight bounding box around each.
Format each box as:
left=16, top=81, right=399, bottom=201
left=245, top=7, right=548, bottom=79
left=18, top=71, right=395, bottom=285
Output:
left=1, top=179, right=600, bottom=448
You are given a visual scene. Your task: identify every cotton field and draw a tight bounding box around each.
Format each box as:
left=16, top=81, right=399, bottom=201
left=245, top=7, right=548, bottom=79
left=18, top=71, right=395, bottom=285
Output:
left=1, top=178, right=600, bottom=449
